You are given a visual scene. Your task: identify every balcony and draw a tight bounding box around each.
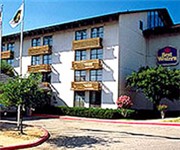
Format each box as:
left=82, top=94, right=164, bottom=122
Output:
left=28, top=64, right=51, bottom=73
left=42, top=82, right=51, bottom=88
left=28, top=45, right=52, bottom=56
left=1, top=51, right=13, bottom=59
left=72, top=59, right=102, bottom=70
left=72, top=37, right=102, bottom=50
left=71, top=81, right=101, bottom=91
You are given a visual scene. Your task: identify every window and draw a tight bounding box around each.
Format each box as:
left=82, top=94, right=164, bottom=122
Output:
left=2, top=44, right=5, bottom=52
left=90, top=91, right=101, bottom=107
left=75, top=70, right=86, bottom=81
left=91, top=27, right=103, bottom=38
left=43, top=36, right=53, bottom=46
left=6, top=59, right=14, bottom=66
left=31, top=55, right=40, bottom=65
left=75, top=30, right=87, bottom=40
left=139, top=21, right=143, bottom=30
left=42, top=73, right=51, bottom=83
left=90, top=70, right=102, bottom=81
left=7, top=43, right=14, bottom=52
left=43, top=54, right=52, bottom=64
left=147, top=11, right=164, bottom=29
left=74, top=91, right=85, bottom=107
left=32, top=38, right=41, bottom=47
left=75, top=50, right=86, bottom=61
left=90, top=49, right=103, bottom=59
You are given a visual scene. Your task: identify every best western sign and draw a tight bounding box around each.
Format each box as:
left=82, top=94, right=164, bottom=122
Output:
left=157, top=46, right=179, bottom=66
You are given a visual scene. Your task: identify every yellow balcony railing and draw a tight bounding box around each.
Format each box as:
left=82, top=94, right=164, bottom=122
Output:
left=28, top=64, right=51, bottom=73
left=72, top=37, right=102, bottom=50
left=1, top=51, right=13, bottom=59
left=72, top=59, right=102, bottom=70
left=28, top=45, right=52, bottom=56
left=42, top=82, right=51, bottom=88
left=71, top=81, right=101, bottom=91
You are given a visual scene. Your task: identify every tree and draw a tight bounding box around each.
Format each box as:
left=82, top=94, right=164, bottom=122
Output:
left=0, top=60, right=15, bottom=77
left=0, top=73, right=51, bottom=133
left=126, top=66, right=180, bottom=110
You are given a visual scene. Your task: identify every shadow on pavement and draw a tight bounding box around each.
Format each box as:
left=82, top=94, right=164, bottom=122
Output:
left=47, top=135, right=108, bottom=148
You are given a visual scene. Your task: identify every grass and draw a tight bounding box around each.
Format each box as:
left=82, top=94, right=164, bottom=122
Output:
left=163, top=117, right=180, bottom=122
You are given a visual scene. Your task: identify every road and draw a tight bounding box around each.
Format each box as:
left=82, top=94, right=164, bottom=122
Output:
left=25, top=117, right=180, bottom=150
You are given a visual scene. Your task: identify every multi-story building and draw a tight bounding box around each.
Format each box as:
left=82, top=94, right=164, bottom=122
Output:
left=1, top=8, right=180, bottom=110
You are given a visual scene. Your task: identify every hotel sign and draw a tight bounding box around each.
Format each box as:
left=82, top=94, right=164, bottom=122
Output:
left=157, top=46, right=179, bottom=66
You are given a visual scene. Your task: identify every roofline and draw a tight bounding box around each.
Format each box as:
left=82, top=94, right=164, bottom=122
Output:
left=3, top=8, right=173, bottom=42
left=143, top=23, right=180, bottom=37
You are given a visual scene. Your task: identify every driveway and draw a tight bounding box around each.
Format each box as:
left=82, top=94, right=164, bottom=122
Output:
left=24, top=117, right=180, bottom=150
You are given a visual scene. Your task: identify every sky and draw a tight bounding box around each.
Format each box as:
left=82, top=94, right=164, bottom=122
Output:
left=0, top=0, right=180, bottom=36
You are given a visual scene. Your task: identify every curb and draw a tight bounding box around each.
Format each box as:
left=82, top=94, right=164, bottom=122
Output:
left=60, top=116, right=180, bottom=127
left=0, top=124, right=50, bottom=150
left=33, top=114, right=180, bottom=127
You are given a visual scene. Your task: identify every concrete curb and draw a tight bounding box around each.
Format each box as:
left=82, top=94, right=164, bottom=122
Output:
left=0, top=123, right=50, bottom=150
left=33, top=114, right=180, bottom=127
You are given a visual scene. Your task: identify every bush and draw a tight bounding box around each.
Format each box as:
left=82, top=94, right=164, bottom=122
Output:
left=36, top=106, right=135, bottom=119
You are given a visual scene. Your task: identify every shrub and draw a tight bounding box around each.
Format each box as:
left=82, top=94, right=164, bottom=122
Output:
left=38, top=106, right=135, bottom=119
left=116, top=95, right=133, bottom=117
left=116, top=95, right=133, bottom=109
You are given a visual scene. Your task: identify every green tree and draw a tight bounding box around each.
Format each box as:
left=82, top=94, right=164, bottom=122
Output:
left=0, top=73, right=51, bottom=133
left=0, top=60, right=15, bottom=77
left=126, top=66, right=180, bottom=109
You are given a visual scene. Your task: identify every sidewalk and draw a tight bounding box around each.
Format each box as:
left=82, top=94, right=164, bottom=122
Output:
left=33, top=114, right=180, bottom=127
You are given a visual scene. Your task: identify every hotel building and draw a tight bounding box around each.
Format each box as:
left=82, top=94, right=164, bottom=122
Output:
left=1, top=8, right=180, bottom=110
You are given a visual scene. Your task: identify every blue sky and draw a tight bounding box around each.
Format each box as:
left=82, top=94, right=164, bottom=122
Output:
left=0, top=0, right=180, bottom=35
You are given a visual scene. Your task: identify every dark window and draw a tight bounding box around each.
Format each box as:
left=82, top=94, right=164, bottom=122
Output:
left=75, top=50, right=86, bottom=61
left=31, top=55, right=40, bottom=65
left=2, top=44, right=5, bottom=52
left=43, top=36, right=53, bottom=46
left=43, top=54, right=52, bottom=64
left=74, top=91, right=85, bottom=107
left=90, top=49, right=103, bottom=59
left=6, top=59, right=14, bottom=66
left=32, top=38, right=41, bottom=47
left=90, top=70, right=102, bottom=81
left=90, top=91, right=101, bottom=107
left=91, top=27, right=103, bottom=38
left=7, top=43, right=14, bottom=52
left=139, top=21, right=143, bottom=30
left=42, top=72, right=51, bottom=83
left=147, top=11, right=164, bottom=29
left=75, top=30, right=87, bottom=40
left=75, top=70, right=86, bottom=81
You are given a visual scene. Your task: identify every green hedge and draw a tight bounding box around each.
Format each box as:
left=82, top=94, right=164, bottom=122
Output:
left=36, top=105, right=135, bottom=119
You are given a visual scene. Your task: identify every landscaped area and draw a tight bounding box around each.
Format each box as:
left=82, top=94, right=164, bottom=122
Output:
left=0, top=122, right=46, bottom=149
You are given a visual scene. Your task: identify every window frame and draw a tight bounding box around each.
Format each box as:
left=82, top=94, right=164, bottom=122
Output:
left=7, top=42, right=15, bottom=52
left=75, top=50, right=86, bottom=61
left=43, top=36, right=53, bottom=46
left=75, top=70, right=86, bottom=81
left=90, top=49, right=103, bottom=60
left=75, top=29, right=87, bottom=40
left=32, top=37, right=41, bottom=47
left=90, top=69, right=102, bottom=81
left=31, top=55, right=40, bottom=65
left=43, top=54, right=52, bottom=64
left=91, top=26, right=104, bottom=38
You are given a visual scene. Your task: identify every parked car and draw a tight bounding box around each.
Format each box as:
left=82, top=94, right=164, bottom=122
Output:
left=0, top=104, right=17, bottom=117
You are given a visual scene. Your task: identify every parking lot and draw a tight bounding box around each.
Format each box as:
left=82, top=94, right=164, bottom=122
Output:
left=24, top=117, right=180, bottom=150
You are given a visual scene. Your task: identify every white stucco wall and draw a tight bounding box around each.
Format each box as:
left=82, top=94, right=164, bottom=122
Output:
left=118, top=12, right=150, bottom=109
left=101, top=22, right=119, bottom=109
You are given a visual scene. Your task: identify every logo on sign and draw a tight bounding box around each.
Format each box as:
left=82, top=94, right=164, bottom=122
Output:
left=157, top=46, right=179, bottom=66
